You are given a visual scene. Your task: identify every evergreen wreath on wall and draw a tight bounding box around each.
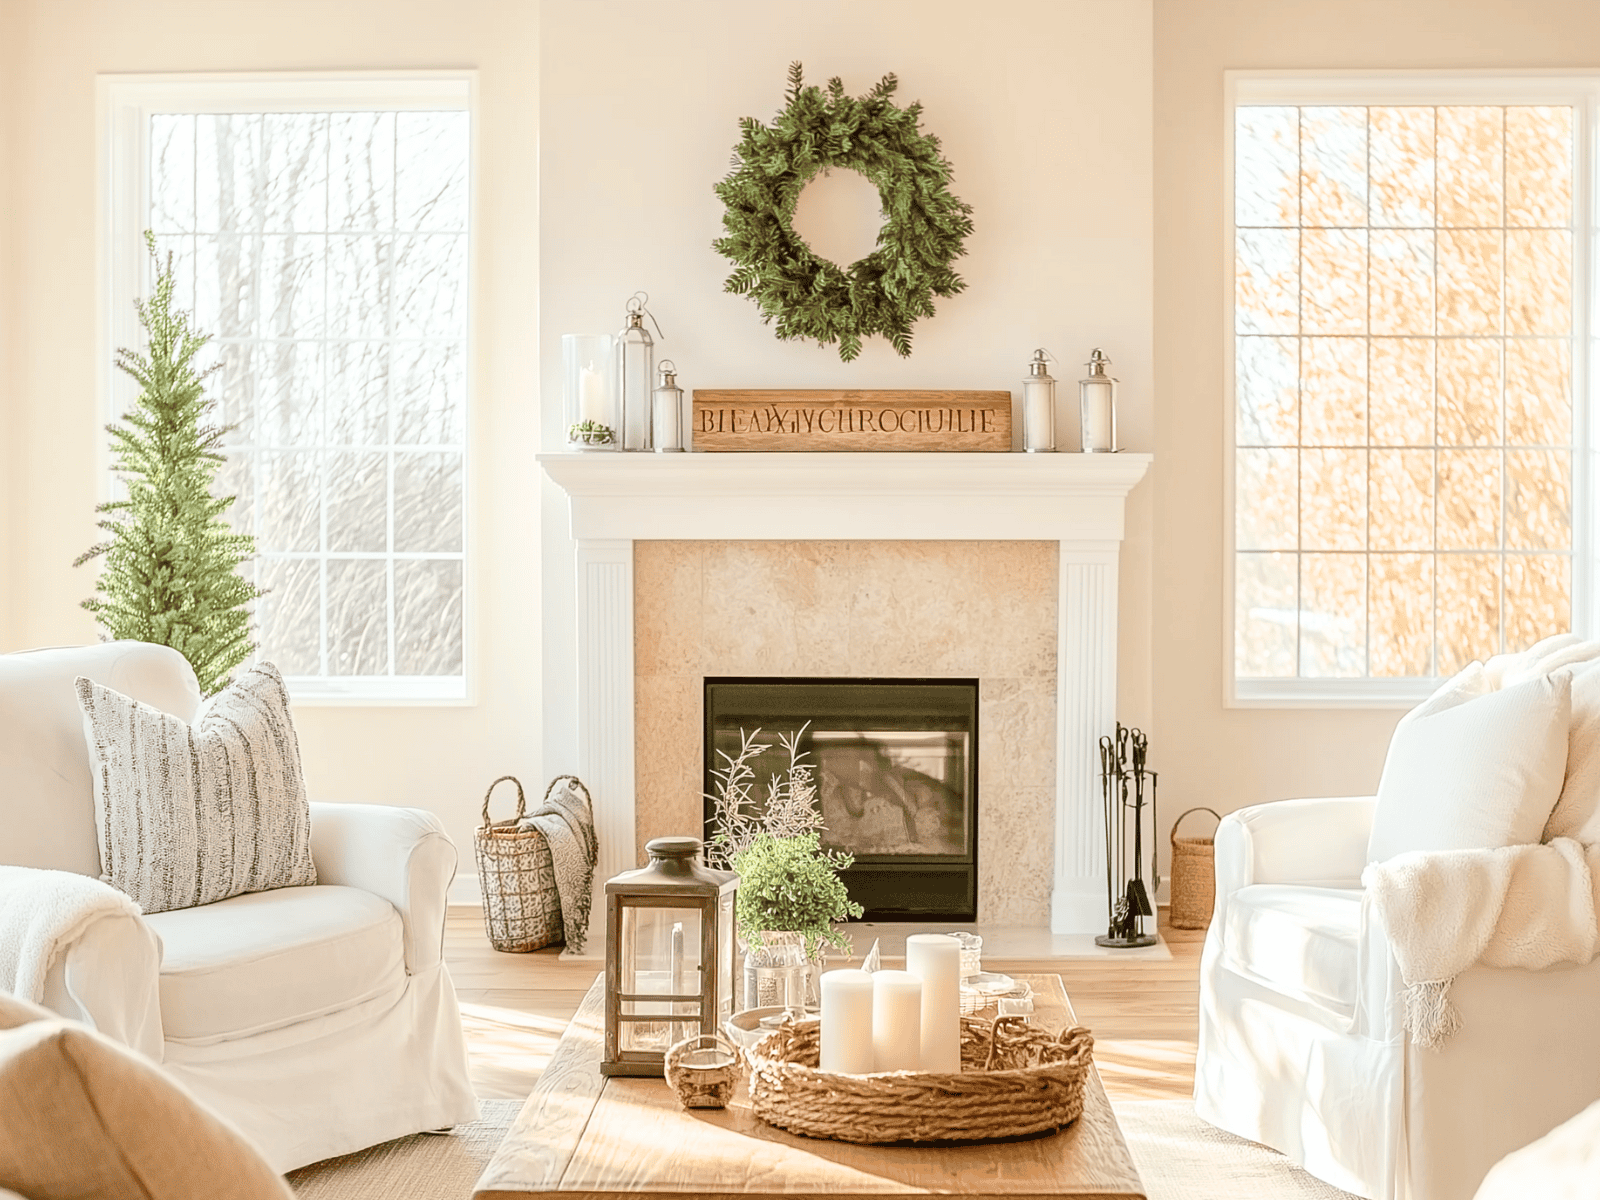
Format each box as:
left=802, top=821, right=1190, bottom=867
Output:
left=713, top=63, right=974, bottom=362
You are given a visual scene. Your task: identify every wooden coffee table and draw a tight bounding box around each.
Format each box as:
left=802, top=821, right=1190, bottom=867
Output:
left=474, top=972, right=1145, bottom=1199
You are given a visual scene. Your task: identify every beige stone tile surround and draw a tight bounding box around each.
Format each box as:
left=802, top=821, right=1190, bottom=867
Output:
left=633, top=539, right=1058, bottom=925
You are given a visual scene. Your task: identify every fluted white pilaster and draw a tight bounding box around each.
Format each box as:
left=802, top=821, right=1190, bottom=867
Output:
left=575, top=540, right=636, bottom=899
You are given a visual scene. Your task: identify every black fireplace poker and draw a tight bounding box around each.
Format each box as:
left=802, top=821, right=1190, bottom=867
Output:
left=1095, top=722, right=1159, bottom=949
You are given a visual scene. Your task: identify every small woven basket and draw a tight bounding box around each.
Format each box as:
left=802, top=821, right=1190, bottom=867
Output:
left=665, top=1033, right=742, bottom=1109
left=1169, top=807, right=1222, bottom=930
left=745, top=1015, right=1093, bottom=1144
left=475, top=776, right=576, bottom=953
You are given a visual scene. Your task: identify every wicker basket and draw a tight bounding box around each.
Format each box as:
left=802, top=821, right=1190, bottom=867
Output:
left=474, top=775, right=573, bottom=953
left=1169, top=807, right=1222, bottom=930
left=745, top=1015, right=1093, bottom=1144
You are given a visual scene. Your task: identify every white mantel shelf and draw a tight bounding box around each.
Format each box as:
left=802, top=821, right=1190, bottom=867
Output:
left=539, top=450, right=1152, bottom=937
left=538, top=451, right=1152, bottom=542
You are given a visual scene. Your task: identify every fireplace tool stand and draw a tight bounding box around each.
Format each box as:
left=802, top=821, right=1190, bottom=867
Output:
left=1095, top=723, right=1159, bottom=948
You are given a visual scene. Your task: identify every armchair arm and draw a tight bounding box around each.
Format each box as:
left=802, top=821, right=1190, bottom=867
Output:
left=0, top=867, right=164, bottom=1060
left=309, top=802, right=457, bottom=975
left=1215, top=796, right=1377, bottom=898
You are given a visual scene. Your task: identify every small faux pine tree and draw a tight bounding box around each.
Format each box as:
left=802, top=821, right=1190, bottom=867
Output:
left=76, top=235, right=260, bottom=696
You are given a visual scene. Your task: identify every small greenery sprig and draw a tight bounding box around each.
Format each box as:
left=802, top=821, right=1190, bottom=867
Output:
left=732, top=832, right=863, bottom=960
left=712, top=62, right=974, bottom=362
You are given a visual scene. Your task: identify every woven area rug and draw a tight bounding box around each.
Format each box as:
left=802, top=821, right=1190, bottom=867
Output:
left=286, top=1100, right=520, bottom=1199
left=1115, top=1100, right=1363, bottom=1200
left=287, top=1096, right=1362, bottom=1199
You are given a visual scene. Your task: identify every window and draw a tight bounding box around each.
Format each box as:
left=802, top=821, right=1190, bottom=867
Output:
left=103, top=76, right=472, bottom=702
left=1227, top=74, right=1595, bottom=705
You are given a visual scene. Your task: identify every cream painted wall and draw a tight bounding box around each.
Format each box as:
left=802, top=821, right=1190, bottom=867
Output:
left=538, top=0, right=1157, bottom=801
left=1, top=0, right=19, bottom=643
left=1152, top=0, right=1600, bottom=872
left=0, top=0, right=540, bottom=870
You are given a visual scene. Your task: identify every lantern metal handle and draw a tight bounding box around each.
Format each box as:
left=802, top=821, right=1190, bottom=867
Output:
left=625, top=290, right=666, bottom=340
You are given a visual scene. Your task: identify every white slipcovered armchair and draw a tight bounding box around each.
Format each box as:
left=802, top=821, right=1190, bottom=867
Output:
left=0, top=641, right=477, bottom=1170
left=1195, top=794, right=1600, bottom=1200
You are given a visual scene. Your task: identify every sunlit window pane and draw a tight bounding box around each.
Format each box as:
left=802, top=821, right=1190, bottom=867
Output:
left=146, top=105, right=469, bottom=692
left=1234, top=101, right=1573, bottom=682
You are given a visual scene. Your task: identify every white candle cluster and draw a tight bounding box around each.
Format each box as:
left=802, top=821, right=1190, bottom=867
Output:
left=818, top=933, right=963, bottom=1074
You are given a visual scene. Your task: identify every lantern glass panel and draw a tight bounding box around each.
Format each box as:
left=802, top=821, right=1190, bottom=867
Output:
left=619, top=905, right=702, bottom=1053
left=718, top=894, right=735, bottom=1020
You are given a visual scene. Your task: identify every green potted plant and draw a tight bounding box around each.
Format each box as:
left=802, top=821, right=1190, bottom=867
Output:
left=705, top=726, right=863, bottom=1009
left=732, top=831, right=863, bottom=962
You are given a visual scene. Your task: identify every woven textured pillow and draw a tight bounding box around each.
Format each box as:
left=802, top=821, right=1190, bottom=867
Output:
left=75, top=662, right=317, bottom=913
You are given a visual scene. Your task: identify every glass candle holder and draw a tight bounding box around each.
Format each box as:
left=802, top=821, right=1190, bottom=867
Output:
left=563, top=334, right=619, bottom=451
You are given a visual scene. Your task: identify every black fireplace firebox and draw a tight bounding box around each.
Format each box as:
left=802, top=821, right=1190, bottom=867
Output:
left=703, top=678, right=978, bottom=921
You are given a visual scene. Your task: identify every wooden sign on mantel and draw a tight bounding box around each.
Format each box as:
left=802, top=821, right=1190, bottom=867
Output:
left=692, top=389, right=1012, bottom=453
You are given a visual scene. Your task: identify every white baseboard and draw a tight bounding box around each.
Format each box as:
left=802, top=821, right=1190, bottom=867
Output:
left=448, top=872, right=482, bottom=907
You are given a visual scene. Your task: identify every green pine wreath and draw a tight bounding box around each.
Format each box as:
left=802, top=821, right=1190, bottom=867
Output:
left=713, top=63, right=974, bottom=362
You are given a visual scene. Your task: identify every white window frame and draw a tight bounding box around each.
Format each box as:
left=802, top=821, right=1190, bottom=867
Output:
left=98, top=72, right=477, bottom=705
left=1224, top=70, right=1600, bottom=708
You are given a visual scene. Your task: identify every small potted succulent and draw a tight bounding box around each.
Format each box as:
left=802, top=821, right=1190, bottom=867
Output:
left=567, top=419, right=616, bottom=448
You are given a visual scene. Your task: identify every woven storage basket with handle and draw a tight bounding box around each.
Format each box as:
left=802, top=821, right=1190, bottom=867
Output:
left=1169, top=807, right=1222, bottom=930
left=475, top=775, right=561, bottom=952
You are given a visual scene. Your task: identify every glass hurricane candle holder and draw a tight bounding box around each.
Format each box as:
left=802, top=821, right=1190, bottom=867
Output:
left=563, top=334, right=618, bottom=451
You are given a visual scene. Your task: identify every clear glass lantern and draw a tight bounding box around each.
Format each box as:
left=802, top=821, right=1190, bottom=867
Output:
left=562, top=333, right=619, bottom=450
left=617, top=292, right=658, bottom=452
left=602, top=836, right=738, bottom=1077
left=1079, top=348, right=1119, bottom=453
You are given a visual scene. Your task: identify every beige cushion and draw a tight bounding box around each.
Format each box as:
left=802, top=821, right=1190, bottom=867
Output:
left=0, top=643, right=201, bottom=875
left=145, top=885, right=405, bottom=1044
left=0, top=992, right=56, bottom=1030
left=1369, top=670, right=1570, bottom=862
left=77, top=662, right=317, bottom=913
left=1222, top=885, right=1362, bottom=1019
left=0, top=1016, right=292, bottom=1200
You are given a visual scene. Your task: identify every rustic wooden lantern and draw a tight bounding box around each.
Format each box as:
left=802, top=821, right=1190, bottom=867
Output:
left=602, top=836, right=738, bottom=1077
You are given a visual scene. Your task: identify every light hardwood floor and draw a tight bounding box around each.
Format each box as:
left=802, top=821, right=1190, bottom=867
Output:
left=447, top=909, right=1206, bottom=1104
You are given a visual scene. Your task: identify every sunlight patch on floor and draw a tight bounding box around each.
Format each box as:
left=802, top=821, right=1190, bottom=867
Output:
left=460, top=1002, right=565, bottom=1099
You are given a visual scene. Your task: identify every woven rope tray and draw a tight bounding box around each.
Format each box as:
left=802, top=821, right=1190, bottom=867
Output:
left=744, top=1015, right=1093, bottom=1144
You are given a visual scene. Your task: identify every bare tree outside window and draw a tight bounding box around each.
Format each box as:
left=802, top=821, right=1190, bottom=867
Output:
left=145, top=108, right=468, bottom=696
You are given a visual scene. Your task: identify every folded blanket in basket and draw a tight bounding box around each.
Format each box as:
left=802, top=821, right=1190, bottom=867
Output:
left=1363, top=837, right=1600, bottom=1048
left=521, top=780, right=598, bottom=954
left=0, top=866, right=142, bottom=1002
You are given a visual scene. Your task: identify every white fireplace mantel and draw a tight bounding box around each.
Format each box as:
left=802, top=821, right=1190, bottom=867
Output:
left=539, top=451, right=1152, bottom=936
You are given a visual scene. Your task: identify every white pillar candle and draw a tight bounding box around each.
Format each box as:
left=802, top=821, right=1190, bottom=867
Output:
left=1022, top=377, right=1055, bottom=452
left=1081, top=379, right=1116, bottom=452
left=871, top=970, right=922, bottom=1073
left=905, top=933, right=962, bottom=1073
left=580, top=365, right=608, bottom=425
left=819, top=968, right=875, bottom=1074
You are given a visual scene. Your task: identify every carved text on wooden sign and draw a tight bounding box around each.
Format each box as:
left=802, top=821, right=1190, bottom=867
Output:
left=691, top=390, right=1012, bottom=452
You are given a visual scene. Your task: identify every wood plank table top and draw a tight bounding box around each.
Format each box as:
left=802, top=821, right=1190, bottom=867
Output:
left=474, top=972, right=1145, bottom=1200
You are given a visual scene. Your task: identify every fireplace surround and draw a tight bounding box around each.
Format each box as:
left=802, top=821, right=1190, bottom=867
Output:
left=539, top=451, right=1151, bottom=936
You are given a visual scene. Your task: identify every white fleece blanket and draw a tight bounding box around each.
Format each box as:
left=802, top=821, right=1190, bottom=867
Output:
left=0, top=866, right=142, bottom=1002
left=1363, top=838, right=1600, bottom=1048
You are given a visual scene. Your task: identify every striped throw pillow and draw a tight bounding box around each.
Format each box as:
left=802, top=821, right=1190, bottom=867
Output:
left=75, top=662, right=317, bottom=913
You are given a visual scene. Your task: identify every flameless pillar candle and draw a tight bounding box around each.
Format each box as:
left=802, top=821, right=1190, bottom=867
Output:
left=871, top=970, right=922, bottom=1073
left=905, top=934, right=961, bottom=1072
left=819, top=968, right=875, bottom=1074
left=580, top=366, right=608, bottom=425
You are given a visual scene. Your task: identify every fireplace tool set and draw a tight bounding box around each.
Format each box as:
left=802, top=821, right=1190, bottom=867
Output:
left=1095, top=724, right=1159, bottom=948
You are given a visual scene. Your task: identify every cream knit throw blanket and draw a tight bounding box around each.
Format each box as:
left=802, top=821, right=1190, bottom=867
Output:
left=1363, top=838, right=1600, bottom=1048
left=0, top=866, right=142, bottom=1002
left=520, top=778, right=598, bottom=955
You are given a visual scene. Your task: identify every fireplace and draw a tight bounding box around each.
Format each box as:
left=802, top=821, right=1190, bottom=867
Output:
left=537, top=451, right=1150, bottom=938
left=704, top=678, right=979, bottom=920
